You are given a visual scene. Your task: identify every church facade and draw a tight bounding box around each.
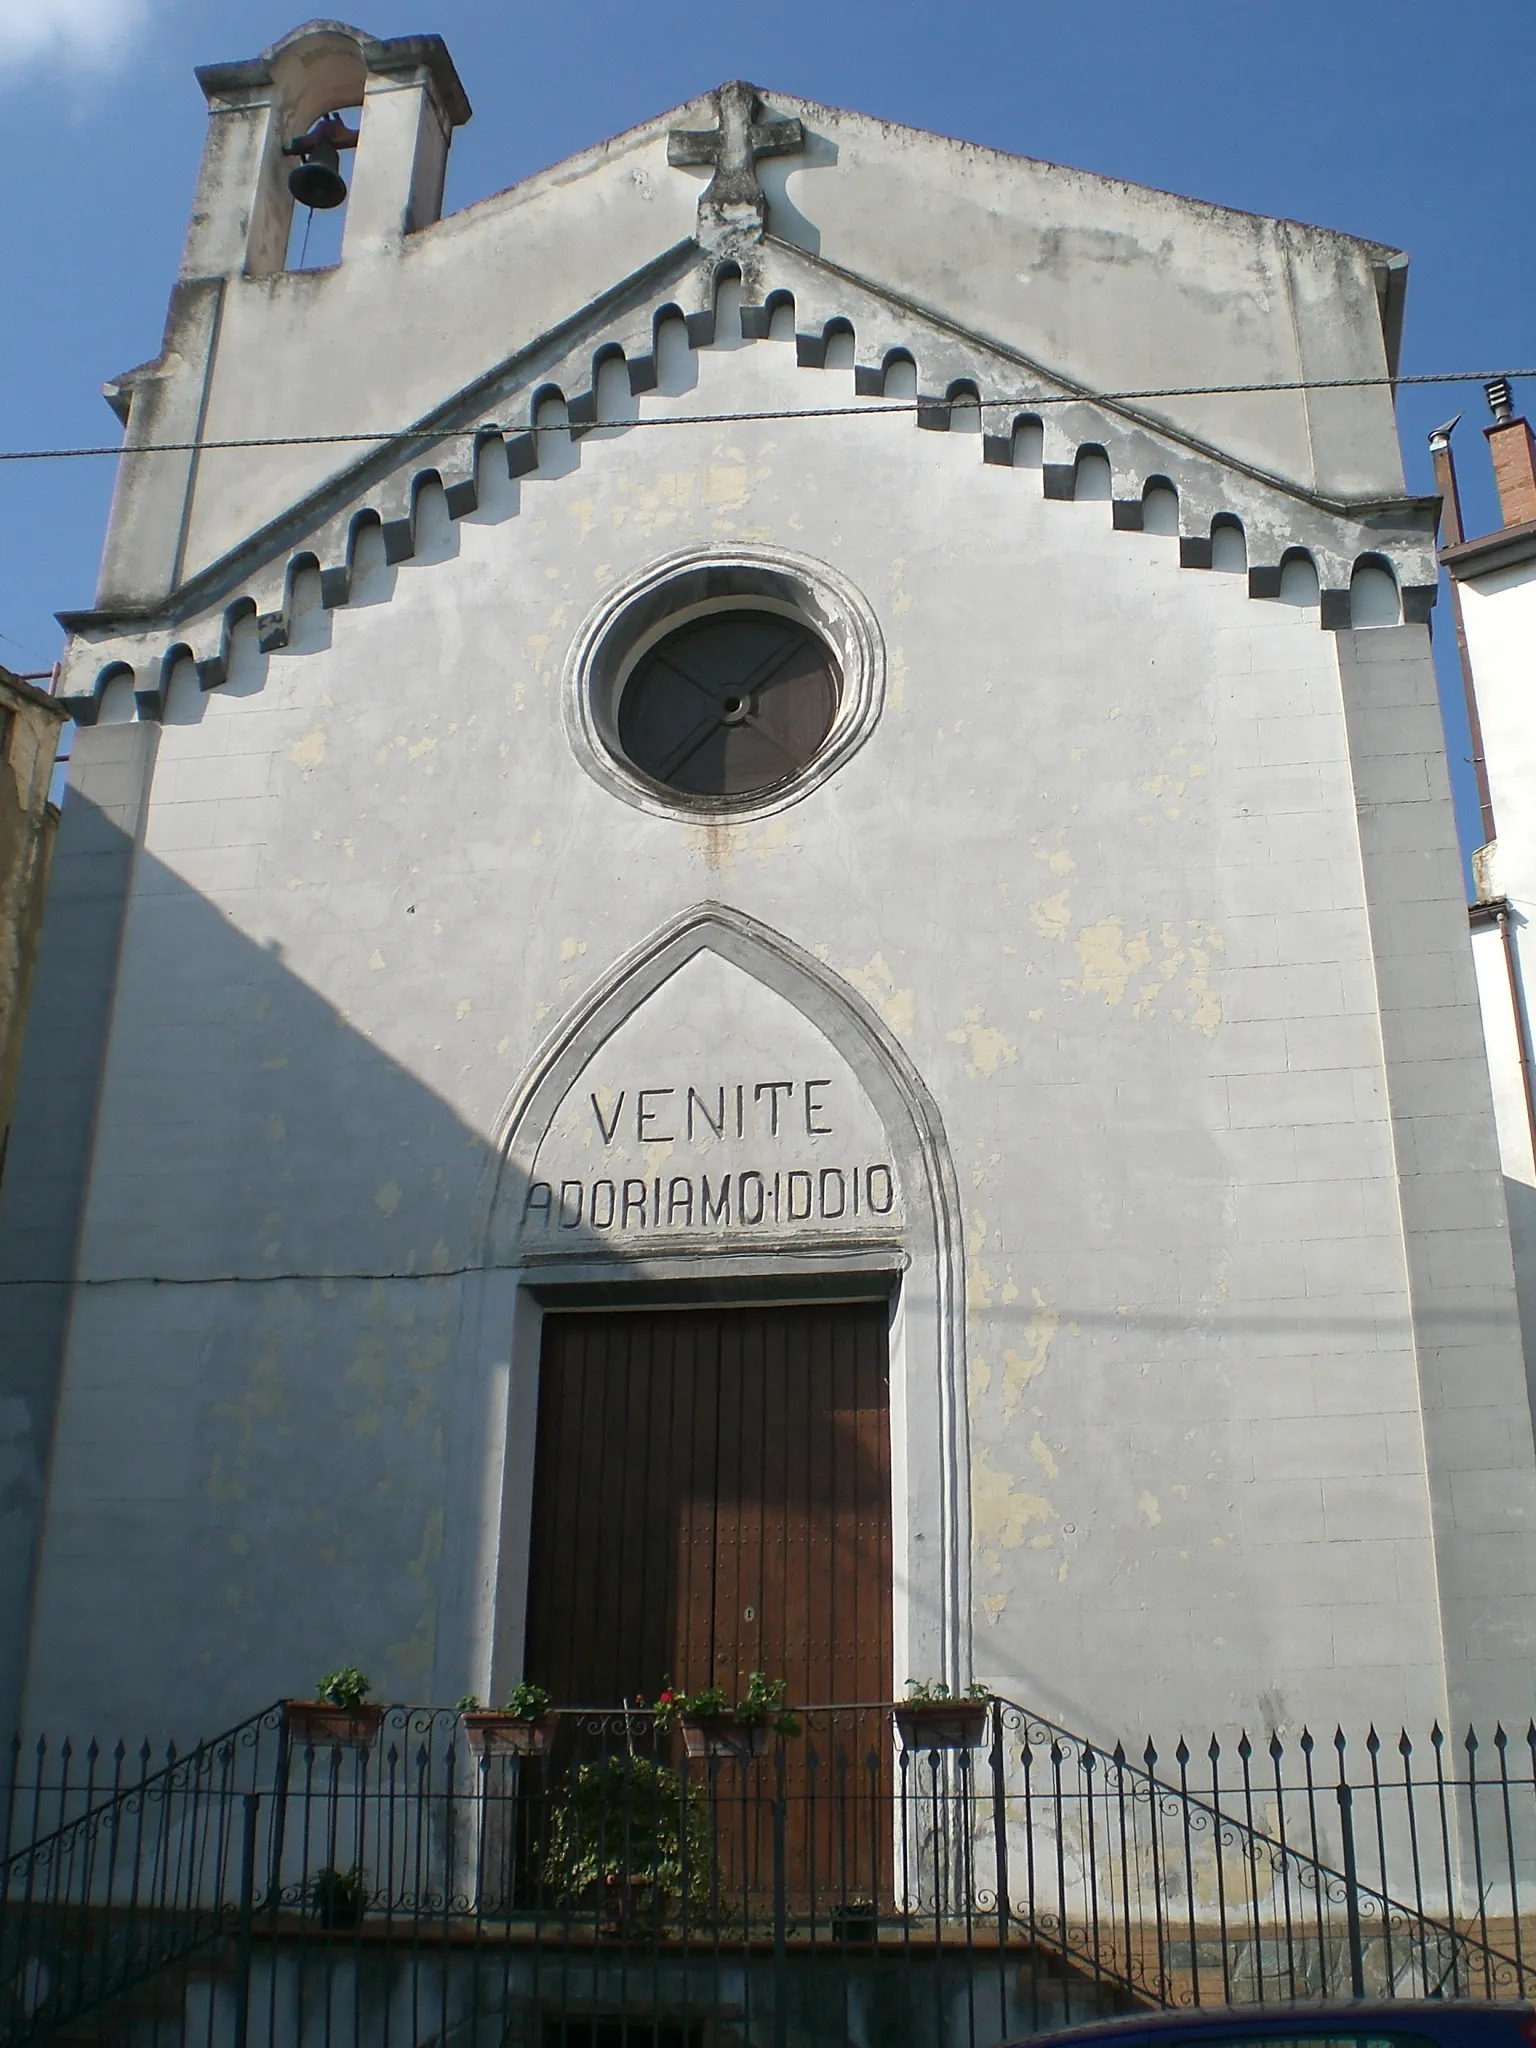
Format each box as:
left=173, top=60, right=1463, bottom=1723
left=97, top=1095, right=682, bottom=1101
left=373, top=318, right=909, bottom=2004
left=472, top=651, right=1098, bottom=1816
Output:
left=3, top=21, right=1534, bottom=1754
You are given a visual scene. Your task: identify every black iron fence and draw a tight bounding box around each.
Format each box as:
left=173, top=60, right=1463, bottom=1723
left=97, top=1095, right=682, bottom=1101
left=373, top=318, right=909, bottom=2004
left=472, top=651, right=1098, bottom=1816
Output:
left=3, top=1700, right=1536, bottom=2047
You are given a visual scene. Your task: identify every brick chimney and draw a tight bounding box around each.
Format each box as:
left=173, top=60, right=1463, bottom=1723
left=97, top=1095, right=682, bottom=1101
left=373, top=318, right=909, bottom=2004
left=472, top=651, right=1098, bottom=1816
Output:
left=1484, top=377, right=1536, bottom=528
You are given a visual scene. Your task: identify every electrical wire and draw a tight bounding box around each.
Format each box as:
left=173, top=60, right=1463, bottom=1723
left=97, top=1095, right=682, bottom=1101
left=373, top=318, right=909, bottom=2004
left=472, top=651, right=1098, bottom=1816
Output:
left=0, top=367, right=1531, bottom=466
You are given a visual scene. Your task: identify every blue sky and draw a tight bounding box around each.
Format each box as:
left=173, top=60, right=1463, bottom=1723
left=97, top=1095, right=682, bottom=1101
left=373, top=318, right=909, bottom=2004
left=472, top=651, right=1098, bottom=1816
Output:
left=2, top=0, right=1532, bottom=862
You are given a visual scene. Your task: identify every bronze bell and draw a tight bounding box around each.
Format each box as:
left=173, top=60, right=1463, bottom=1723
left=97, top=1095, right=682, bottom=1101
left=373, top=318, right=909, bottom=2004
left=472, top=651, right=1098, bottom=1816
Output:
left=282, top=112, right=360, bottom=212
left=287, top=142, right=347, bottom=211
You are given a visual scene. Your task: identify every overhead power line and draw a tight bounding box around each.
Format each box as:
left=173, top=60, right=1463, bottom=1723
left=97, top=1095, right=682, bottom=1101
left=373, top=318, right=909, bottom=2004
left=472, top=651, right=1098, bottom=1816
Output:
left=0, top=368, right=1530, bottom=466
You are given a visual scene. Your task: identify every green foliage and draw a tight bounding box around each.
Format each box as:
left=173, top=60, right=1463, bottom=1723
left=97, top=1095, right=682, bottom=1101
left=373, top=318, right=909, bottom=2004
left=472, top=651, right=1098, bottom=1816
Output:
left=903, top=1679, right=990, bottom=1705
left=737, top=1671, right=801, bottom=1736
left=652, top=1672, right=799, bottom=1736
left=502, top=1680, right=551, bottom=1720
left=455, top=1695, right=481, bottom=1712
left=315, top=1666, right=371, bottom=1708
left=543, top=1755, right=711, bottom=1907
left=309, top=1865, right=368, bottom=1928
left=652, top=1683, right=729, bottom=1727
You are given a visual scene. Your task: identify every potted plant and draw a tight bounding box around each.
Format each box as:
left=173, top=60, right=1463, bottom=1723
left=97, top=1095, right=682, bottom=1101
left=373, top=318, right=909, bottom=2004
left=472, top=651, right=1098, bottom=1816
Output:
left=285, top=1667, right=385, bottom=1752
left=459, top=1681, right=554, bottom=1758
left=542, top=1754, right=710, bottom=1925
left=894, top=1680, right=991, bottom=1752
left=654, top=1672, right=801, bottom=1759
left=309, top=1864, right=369, bottom=1930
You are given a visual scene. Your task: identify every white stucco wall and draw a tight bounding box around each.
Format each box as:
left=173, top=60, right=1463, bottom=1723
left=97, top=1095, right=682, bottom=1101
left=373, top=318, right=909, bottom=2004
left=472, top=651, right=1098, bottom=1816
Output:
left=22, top=323, right=1535, bottom=1749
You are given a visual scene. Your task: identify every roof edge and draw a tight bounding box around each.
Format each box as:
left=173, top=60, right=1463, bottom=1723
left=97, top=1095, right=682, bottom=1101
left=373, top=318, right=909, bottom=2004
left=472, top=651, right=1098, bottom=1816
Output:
left=197, top=22, right=471, bottom=126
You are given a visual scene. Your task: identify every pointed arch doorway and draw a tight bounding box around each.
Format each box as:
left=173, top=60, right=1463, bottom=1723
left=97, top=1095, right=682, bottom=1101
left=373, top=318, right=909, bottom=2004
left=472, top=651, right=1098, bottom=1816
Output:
left=468, top=902, right=972, bottom=1706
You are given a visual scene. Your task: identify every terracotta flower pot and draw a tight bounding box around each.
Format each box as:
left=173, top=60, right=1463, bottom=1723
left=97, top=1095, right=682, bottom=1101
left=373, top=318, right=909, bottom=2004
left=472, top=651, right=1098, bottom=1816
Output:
left=284, top=1700, right=386, bottom=1753
left=601, top=1872, right=661, bottom=1933
left=894, top=1700, right=989, bottom=1752
left=831, top=1900, right=880, bottom=1942
left=682, top=1719, right=773, bottom=1759
left=462, top=1710, right=552, bottom=1758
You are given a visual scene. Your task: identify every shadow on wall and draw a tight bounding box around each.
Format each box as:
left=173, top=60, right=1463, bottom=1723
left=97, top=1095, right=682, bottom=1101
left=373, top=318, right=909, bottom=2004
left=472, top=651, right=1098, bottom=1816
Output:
left=1505, top=1177, right=1536, bottom=1437
left=0, top=775, right=525, bottom=1745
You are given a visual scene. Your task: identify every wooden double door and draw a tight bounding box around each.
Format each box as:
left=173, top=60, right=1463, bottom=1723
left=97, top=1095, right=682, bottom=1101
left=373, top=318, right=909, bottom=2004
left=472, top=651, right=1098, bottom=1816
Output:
left=525, top=1301, right=892, bottom=1712
left=522, top=1302, right=894, bottom=1908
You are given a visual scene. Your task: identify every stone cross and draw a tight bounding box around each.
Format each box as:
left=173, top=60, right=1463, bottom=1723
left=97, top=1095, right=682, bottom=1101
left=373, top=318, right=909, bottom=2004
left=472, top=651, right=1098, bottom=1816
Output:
left=668, top=80, right=805, bottom=244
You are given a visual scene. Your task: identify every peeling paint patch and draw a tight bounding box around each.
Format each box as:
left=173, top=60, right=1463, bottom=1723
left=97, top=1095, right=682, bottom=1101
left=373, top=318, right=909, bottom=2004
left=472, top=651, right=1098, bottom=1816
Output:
left=843, top=953, right=915, bottom=1038
left=1029, top=1432, right=1060, bottom=1481
left=375, top=1181, right=403, bottom=1217
left=1138, top=1492, right=1162, bottom=1527
left=290, top=726, right=326, bottom=770
left=1072, top=917, right=1150, bottom=1008
left=973, top=1445, right=1054, bottom=1562
left=704, top=466, right=749, bottom=506
left=1003, top=1293, right=1057, bottom=1417
left=752, top=816, right=799, bottom=866
left=1033, top=829, right=1076, bottom=878
left=1031, top=892, right=1071, bottom=940
left=948, top=1006, right=1017, bottom=1077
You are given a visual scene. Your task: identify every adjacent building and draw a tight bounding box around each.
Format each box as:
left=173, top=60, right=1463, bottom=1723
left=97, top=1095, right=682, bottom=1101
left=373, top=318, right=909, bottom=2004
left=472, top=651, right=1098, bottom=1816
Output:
left=0, top=667, right=67, bottom=1185
left=1437, top=385, right=1536, bottom=1407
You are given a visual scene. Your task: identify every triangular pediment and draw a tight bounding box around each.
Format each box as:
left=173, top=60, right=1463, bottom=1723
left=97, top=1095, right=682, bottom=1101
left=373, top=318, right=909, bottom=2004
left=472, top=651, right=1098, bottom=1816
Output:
left=58, top=234, right=1438, bottom=715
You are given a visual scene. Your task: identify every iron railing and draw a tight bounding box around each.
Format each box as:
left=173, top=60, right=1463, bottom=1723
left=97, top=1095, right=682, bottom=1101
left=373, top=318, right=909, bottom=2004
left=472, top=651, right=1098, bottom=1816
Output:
left=2, top=1700, right=1536, bottom=2046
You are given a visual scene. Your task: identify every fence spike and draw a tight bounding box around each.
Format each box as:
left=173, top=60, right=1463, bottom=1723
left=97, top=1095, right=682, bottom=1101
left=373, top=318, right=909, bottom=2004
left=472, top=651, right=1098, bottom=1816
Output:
left=1143, top=1737, right=1158, bottom=1771
left=1399, top=1728, right=1413, bottom=1756
left=1174, top=1737, right=1189, bottom=1766
left=1430, top=1721, right=1445, bottom=1750
left=1112, top=1740, right=1126, bottom=1767
left=1366, top=1725, right=1380, bottom=1754
left=1237, top=1730, right=1252, bottom=1762
left=1300, top=1726, right=1314, bottom=1755
left=85, top=1737, right=99, bottom=1764
left=1465, top=1725, right=1480, bottom=1756
left=1495, top=1723, right=1509, bottom=1752
left=139, top=1740, right=152, bottom=1770
left=60, top=1736, right=72, bottom=1763
left=1269, top=1730, right=1284, bottom=1761
left=1207, top=1733, right=1221, bottom=1763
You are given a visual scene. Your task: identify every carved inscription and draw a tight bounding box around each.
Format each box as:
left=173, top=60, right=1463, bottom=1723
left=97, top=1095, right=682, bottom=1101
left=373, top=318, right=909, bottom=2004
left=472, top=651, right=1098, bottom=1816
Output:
left=521, top=1072, right=898, bottom=1237
left=591, top=1079, right=833, bottom=1145
left=522, top=1164, right=895, bottom=1234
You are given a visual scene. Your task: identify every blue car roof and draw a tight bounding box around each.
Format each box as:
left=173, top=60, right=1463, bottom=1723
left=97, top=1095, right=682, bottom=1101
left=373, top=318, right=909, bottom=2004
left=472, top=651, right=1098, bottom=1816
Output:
left=1013, top=2004, right=1536, bottom=2048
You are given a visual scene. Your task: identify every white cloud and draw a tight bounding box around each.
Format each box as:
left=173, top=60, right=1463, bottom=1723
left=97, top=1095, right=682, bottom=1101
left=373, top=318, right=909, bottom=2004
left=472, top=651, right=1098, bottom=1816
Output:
left=0, top=0, right=150, bottom=71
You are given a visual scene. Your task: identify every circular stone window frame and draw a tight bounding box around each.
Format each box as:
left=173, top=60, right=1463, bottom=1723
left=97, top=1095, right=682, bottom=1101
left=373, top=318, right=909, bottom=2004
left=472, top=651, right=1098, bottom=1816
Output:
left=563, top=545, right=885, bottom=822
